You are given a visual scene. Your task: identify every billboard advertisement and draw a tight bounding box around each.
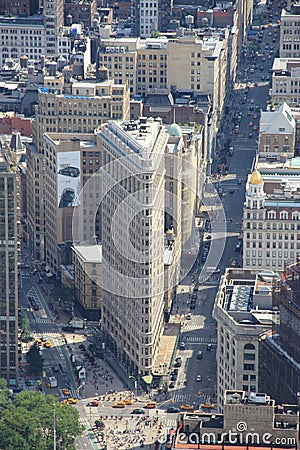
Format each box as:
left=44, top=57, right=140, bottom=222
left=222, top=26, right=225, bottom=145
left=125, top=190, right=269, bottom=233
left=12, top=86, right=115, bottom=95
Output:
left=57, top=151, right=81, bottom=208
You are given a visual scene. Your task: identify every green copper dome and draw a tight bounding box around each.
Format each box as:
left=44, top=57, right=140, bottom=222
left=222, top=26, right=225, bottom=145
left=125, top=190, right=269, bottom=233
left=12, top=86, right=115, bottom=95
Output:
left=167, top=123, right=182, bottom=137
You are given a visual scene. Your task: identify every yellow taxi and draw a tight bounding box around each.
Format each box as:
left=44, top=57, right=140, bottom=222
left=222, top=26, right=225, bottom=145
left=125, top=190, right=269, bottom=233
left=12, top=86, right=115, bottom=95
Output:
left=62, top=388, right=71, bottom=396
left=144, top=401, right=157, bottom=409
left=200, top=403, right=215, bottom=409
left=113, top=401, right=126, bottom=408
left=35, top=339, right=42, bottom=347
left=44, top=341, right=51, bottom=348
left=124, top=399, right=133, bottom=405
left=67, top=398, right=78, bottom=405
left=180, top=404, right=194, bottom=411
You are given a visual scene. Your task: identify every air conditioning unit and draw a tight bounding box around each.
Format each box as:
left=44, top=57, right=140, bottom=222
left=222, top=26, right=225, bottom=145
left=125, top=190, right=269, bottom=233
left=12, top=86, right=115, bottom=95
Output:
left=115, top=47, right=120, bottom=53
left=120, top=47, right=125, bottom=53
left=105, top=46, right=110, bottom=52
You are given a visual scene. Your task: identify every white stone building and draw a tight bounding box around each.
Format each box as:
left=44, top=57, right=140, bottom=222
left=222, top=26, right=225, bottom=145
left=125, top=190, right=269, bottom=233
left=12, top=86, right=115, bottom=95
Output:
left=243, top=169, right=300, bottom=271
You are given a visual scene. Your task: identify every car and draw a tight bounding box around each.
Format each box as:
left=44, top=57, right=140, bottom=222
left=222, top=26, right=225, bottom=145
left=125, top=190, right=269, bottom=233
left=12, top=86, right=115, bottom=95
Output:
left=235, top=241, right=242, bottom=251
left=124, top=399, right=133, bottom=405
left=171, top=368, right=179, bottom=375
left=44, top=341, right=51, bottom=348
left=113, top=401, right=126, bottom=408
left=179, top=342, right=186, bottom=350
left=59, top=188, right=75, bottom=208
left=190, top=302, right=196, bottom=310
left=237, top=179, right=242, bottom=185
left=202, top=254, right=207, bottom=262
left=249, top=132, right=253, bottom=138
left=200, top=403, right=215, bottom=409
left=231, top=260, right=237, bottom=267
left=175, top=356, right=182, bottom=364
left=205, top=234, right=212, bottom=240
left=207, top=343, right=213, bottom=351
left=261, top=75, right=265, bottom=81
left=196, top=375, right=202, bottom=382
left=62, top=388, right=71, bottom=396
left=167, top=407, right=180, bottom=413
left=180, top=404, right=194, bottom=411
left=35, top=338, right=42, bottom=346
left=192, top=293, right=197, bottom=299
left=67, top=398, right=78, bottom=405
left=53, top=365, right=59, bottom=372
left=193, top=285, right=198, bottom=291
left=131, top=409, right=145, bottom=414
left=197, top=351, right=203, bottom=360
left=174, top=361, right=182, bottom=368
left=247, top=110, right=251, bottom=116
left=229, top=189, right=234, bottom=194
left=144, top=401, right=157, bottom=409
left=253, top=125, right=258, bottom=131
left=58, top=166, right=80, bottom=177
left=169, top=381, right=175, bottom=388
left=41, top=336, right=47, bottom=342
left=170, top=374, right=177, bottom=381
left=87, top=401, right=99, bottom=407
left=186, top=313, right=192, bottom=320
left=249, top=121, right=253, bottom=127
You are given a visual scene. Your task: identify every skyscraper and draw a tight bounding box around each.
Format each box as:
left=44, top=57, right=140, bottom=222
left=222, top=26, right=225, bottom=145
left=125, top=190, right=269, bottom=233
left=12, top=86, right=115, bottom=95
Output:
left=98, top=118, right=168, bottom=379
left=0, top=152, right=19, bottom=386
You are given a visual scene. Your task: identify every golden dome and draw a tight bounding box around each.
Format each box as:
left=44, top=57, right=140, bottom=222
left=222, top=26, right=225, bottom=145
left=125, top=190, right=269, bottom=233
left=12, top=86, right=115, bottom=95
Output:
left=249, top=170, right=262, bottom=185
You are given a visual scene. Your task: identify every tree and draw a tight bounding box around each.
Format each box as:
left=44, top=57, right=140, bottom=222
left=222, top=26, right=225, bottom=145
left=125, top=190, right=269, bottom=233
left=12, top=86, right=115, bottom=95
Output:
left=20, top=314, right=33, bottom=343
left=0, top=388, right=83, bottom=450
left=26, top=344, right=43, bottom=375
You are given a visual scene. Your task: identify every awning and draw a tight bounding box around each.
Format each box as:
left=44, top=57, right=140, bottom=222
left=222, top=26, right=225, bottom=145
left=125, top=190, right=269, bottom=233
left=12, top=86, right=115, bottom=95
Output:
left=46, top=272, right=53, bottom=278
left=142, top=375, right=153, bottom=385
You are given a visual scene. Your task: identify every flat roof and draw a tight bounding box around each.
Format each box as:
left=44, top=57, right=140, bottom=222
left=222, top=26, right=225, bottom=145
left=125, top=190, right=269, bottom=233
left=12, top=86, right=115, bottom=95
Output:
left=72, top=243, right=102, bottom=263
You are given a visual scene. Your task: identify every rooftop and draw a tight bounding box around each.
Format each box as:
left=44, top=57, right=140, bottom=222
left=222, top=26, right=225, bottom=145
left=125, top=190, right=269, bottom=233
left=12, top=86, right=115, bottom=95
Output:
left=72, top=243, right=102, bottom=263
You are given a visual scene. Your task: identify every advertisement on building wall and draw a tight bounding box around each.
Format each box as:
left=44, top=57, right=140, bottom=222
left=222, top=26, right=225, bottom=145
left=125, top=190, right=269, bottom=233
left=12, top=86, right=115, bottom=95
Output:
left=57, top=151, right=81, bottom=208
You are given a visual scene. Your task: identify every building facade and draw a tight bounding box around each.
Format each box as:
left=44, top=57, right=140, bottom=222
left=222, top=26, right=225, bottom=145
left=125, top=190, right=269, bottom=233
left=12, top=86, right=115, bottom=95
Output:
left=0, top=16, right=45, bottom=68
left=279, top=9, right=300, bottom=58
left=0, top=153, right=19, bottom=386
left=271, top=59, right=300, bottom=107
left=259, top=262, right=300, bottom=405
left=243, top=169, right=300, bottom=271
left=72, top=242, right=102, bottom=321
left=65, top=0, right=97, bottom=28
left=212, top=268, right=279, bottom=412
left=98, top=118, right=169, bottom=379
left=27, top=71, right=130, bottom=262
left=44, top=0, right=64, bottom=57
left=131, top=0, right=172, bottom=38
left=258, top=102, right=296, bottom=161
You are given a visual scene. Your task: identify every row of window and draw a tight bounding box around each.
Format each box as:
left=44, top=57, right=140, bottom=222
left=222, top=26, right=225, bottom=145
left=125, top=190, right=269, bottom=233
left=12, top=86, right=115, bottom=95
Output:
left=245, top=259, right=284, bottom=267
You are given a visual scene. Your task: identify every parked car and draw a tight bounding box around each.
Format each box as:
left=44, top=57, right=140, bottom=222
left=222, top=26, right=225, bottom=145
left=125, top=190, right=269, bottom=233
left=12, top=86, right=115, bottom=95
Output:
left=169, top=381, right=175, bottom=389
left=196, top=375, right=202, bottom=382
left=207, top=343, right=213, bottom=351
left=179, top=342, right=186, bottom=350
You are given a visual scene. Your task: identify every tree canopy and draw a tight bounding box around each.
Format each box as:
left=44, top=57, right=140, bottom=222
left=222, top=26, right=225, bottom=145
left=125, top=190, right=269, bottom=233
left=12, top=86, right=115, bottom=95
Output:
left=26, top=343, right=44, bottom=375
left=0, top=386, right=83, bottom=450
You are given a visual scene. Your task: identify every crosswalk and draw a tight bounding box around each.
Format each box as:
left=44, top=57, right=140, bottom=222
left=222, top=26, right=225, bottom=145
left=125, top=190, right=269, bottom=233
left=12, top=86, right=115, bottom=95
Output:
left=183, top=322, right=216, bottom=332
left=185, top=336, right=217, bottom=344
left=35, top=318, right=53, bottom=324
left=173, top=393, right=192, bottom=403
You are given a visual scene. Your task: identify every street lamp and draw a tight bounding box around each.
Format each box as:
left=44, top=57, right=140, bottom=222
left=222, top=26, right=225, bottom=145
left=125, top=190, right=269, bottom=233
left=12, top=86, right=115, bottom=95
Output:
left=129, top=376, right=138, bottom=398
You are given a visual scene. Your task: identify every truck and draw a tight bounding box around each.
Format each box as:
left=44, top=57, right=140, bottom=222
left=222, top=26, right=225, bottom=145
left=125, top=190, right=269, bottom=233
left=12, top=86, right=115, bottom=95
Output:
left=69, top=318, right=85, bottom=329
left=49, top=376, right=57, bottom=388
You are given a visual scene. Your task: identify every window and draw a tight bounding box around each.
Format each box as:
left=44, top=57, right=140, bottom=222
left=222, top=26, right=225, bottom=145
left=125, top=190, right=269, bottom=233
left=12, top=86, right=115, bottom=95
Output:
left=244, top=343, right=255, bottom=350
left=244, top=364, right=255, bottom=371
left=244, top=353, right=255, bottom=360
